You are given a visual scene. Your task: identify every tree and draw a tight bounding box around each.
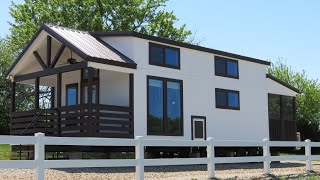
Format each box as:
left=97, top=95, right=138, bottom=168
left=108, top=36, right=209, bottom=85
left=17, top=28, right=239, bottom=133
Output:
left=8, top=0, right=192, bottom=52
left=0, top=38, right=36, bottom=134
left=268, top=61, right=320, bottom=141
left=0, top=38, right=13, bottom=134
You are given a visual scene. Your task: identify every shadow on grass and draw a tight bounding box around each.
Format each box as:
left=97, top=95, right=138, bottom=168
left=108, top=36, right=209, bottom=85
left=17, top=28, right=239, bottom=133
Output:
left=53, top=161, right=309, bottom=174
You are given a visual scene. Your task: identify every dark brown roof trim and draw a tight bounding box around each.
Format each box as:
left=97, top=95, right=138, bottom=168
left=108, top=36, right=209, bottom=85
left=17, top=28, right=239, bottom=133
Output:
left=90, top=31, right=271, bottom=66
left=266, top=74, right=300, bottom=93
left=88, top=56, right=136, bottom=69
left=14, top=61, right=88, bottom=82
left=6, top=24, right=137, bottom=78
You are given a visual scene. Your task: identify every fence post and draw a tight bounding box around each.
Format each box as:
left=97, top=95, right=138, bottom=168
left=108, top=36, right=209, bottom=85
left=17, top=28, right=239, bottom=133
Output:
left=207, top=137, right=215, bottom=179
left=263, top=138, right=270, bottom=174
left=305, top=139, right=312, bottom=171
left=135, top=136, right=144, bottom=180
left=35, top=133, right=45, bottom=180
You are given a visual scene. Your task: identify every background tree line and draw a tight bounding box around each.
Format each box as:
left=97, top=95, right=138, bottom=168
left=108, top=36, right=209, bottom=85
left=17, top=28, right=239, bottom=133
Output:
left=0, top=0, right=319, bottom=142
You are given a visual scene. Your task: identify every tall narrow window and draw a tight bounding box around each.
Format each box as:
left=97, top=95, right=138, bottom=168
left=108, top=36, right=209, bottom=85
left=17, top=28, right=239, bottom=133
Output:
left=147, top=76, right=183, bottom=136
left=149, top=43, right=180, bottom=69
left=215, top=56, right=239, bottom=78
left=148, top=79, right=164, bottom=134
left=215, top=88, right=240, bottom=110
left=167, top=81, right=182, bottom=134
left=268, top=94, right=281, bottom=120
left=66, top=83, right=78, bottom=106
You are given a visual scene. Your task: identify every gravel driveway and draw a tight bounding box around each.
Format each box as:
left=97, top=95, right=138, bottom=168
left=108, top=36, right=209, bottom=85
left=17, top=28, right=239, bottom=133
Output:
left=0, top=161, right=319, bottom=180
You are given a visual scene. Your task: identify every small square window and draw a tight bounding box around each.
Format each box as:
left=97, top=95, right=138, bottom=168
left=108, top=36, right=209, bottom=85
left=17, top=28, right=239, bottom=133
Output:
left=215, top=56, right=239, bottom=78
left=215, top=88, right=240, bottom=110
left=149, top=43, right=180, bottom=69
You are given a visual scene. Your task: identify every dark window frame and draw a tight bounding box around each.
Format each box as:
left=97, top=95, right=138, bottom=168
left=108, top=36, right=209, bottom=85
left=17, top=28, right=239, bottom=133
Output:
left=191, top=116, right=206, bottom=140
left=215, top=88, right=240, bottom=110
left=147, top=75, right=184, bottom=136
left=215, top=56, right=239, bottom=79
left=66, top=83, right=78, bottom=106
left=149, top=42, right=181, bottom=69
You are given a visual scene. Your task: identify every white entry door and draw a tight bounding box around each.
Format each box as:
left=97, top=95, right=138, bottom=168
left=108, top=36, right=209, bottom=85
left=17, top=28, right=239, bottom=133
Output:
left=192, top=116, right=206, bottom=140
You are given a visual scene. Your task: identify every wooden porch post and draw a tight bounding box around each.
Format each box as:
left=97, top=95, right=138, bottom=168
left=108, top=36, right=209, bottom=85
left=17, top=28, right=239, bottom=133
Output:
left=47, top=36, right=52, bottom=67
left=35, top=77, right=40, bottom=110
left=129, top=73, right=134, bottom=138
left=87, top=68, right=94, bottom=136
left=57, top=73, right=62, bottom=136
left=11, top=82, right=16, bottom=113
left=51, top=87, right=55, bottom=109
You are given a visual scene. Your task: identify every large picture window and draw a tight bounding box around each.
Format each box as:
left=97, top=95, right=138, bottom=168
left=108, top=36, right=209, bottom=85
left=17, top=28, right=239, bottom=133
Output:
left=147, top=76, right=183, bottom=136
left=149, top=42, right=180, bottom=69
left=215, top=88, right=240, bottom=110
left=215, top=56, right=239, bottom=78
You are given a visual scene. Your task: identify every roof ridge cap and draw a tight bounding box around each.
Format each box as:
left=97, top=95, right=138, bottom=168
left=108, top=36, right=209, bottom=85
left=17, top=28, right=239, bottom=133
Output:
left=44, top=23, right=89, bottom=34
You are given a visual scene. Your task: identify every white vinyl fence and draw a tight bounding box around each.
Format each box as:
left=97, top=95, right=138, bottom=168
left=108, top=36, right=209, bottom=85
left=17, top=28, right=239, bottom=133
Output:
left=0, top=133, right=318, bottom=180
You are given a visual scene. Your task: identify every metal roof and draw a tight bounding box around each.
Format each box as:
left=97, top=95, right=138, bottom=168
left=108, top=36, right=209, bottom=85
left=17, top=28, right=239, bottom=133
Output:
left=91, top=31, right=271, bottom=66
left=47, top=24, right=135, bottom=65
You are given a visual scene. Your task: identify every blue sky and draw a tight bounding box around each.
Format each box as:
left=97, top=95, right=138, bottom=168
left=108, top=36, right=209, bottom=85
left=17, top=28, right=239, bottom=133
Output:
left=1, top=1, right=320, bottom=79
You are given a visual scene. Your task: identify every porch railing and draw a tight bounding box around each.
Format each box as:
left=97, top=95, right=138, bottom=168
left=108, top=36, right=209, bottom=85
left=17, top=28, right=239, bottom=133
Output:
left=10, top=104, right=133, bottom=138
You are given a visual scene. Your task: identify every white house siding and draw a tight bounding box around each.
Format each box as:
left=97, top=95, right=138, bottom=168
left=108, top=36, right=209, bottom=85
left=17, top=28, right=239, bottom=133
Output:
left=103, top=37, right=296, bottom=141
left=99, top=70, right=129, bottom=106
left=266, top=78, right=297, bottom=97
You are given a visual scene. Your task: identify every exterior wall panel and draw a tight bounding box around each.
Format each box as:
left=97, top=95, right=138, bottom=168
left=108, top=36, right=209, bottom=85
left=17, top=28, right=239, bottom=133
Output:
left=104, top=36, right=295, bottom=141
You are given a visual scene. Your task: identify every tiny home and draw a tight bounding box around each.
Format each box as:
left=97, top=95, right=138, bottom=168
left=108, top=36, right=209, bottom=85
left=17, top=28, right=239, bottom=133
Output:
left=6, top=24, right=299, bottom=156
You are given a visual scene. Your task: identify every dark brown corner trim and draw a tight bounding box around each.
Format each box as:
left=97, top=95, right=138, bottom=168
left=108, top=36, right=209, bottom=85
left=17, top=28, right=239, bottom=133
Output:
left=266, top=74, right=300, bottom=93
left=90, top=31, right=271, bottom=66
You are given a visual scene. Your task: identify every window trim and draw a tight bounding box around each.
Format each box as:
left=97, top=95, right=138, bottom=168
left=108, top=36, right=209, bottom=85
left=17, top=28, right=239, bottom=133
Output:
left=191, top=115, right=207, bottom=140
left=147, top=75, right=184, bottom=136
left=215, top=88, right=240, bottom=110
left=149, top=42, right=181, bottom=69
left=66, top=83, right=78, bottom=106
left=215, top=56, right=239, bottom=79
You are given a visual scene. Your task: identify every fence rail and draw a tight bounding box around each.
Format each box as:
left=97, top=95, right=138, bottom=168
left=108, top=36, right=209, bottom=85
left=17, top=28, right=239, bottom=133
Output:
left=0, top=133, right=317, bottom=180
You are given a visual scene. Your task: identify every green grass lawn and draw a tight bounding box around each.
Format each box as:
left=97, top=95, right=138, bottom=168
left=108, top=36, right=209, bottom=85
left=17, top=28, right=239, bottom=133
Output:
left=0, top=144, right=12, bottom=160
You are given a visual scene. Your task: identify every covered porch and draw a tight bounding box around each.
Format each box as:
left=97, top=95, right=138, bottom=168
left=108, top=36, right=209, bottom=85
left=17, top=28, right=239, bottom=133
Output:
left=7, top=24, right=136, bottom=139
